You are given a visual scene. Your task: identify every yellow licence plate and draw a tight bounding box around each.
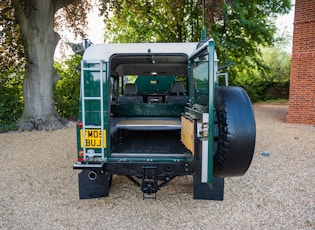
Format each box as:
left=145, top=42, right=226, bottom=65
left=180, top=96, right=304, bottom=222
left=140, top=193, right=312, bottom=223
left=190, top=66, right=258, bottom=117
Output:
left=80, top=129, right=106, bottom=148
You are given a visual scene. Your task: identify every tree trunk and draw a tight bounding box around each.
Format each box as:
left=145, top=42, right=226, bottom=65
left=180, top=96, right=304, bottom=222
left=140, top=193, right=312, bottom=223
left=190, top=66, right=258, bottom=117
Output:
left=14, top=0, right=68, bottom=131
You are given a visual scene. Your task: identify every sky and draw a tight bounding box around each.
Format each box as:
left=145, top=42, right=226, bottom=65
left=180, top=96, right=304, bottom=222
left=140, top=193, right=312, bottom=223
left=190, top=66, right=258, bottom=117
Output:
left=55, top=3, right=295, bottom=58
left=85, top=8, right=105, bottom=44
left=55, top=6, right=105, bottom=58
left=275, top=2, right=295, bottom=52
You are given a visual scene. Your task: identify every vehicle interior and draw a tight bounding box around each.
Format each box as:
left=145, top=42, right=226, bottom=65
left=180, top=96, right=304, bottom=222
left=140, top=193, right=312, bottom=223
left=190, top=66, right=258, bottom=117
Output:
left=108, top=53, right=192, bottom=158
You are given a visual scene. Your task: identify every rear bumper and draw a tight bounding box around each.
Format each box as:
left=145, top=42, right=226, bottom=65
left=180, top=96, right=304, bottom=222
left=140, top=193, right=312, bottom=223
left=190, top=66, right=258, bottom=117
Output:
left=73, top=162, right=103, bottom=170
left=73, top=161, right=196, bottom=179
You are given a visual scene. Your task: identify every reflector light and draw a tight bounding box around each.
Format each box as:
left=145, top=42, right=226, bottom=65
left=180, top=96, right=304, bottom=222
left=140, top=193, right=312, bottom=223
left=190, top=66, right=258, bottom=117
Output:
left=78, top=150, right=84, bottom=157
left=77, top=121, right=83, bottom=129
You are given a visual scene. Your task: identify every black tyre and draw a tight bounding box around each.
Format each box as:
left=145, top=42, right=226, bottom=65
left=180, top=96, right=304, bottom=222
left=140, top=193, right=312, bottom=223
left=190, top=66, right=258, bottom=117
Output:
left=214, top=86, right=256, bottom=177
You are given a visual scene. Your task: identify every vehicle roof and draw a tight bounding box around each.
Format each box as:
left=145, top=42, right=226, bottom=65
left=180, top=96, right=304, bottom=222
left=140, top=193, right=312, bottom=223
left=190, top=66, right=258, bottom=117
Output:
left=83, top=42, right=199, bottom=61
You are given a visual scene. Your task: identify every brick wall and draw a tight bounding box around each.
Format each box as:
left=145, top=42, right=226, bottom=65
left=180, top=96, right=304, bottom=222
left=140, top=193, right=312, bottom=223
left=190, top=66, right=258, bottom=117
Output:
left=286, top=0, right=315, bottom=124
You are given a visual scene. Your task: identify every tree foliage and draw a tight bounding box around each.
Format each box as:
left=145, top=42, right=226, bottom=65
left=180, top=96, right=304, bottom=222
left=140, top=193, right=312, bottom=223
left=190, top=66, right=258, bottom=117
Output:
left=0, top=0, right=292, bottom=132
left=101, top=0, right=291, bottom=71
left=101, top=0, right=203, bottom=42
left=0, top=1, right=25, bottom=70
left=233, top=48, right=291, bottom=102
left=101, top=0, right=291, bottom=102
left=262, top=48, right=291, bottom=85
left=54, top=55, right=81, bottom=120
left=0, top=0, right=91, bottom=131
left=213, top=0, right=291, bottom=67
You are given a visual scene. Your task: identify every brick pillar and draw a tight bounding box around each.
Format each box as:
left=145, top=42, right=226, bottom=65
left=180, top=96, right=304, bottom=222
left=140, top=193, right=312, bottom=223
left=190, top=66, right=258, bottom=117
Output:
left=286, top=0, right=315, bottom=124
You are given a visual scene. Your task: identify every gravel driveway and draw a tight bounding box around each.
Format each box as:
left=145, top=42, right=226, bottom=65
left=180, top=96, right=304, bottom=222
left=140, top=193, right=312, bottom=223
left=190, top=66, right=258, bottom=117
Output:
left=0, top=103, right=314, bottom=229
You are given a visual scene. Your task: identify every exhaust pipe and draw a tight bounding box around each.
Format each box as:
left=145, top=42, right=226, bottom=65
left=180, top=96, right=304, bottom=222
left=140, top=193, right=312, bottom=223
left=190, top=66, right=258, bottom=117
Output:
left=88, top=171, right=98, bottom=181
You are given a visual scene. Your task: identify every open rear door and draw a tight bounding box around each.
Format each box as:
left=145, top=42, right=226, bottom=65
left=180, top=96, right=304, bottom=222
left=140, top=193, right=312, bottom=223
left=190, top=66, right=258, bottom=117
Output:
left=182, top=39, right=224, bottom=200
left=184, top=39, right=216, bottom=185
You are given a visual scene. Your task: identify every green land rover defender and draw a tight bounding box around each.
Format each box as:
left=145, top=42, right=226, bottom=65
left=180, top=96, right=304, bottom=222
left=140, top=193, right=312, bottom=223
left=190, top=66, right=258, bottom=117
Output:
left=73, top=39, right=256, bottom=200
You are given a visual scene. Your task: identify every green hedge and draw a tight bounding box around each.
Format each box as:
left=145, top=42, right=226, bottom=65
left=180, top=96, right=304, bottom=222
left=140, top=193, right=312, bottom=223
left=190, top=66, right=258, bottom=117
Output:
left=54, top=55, right=81, bottom=120
left=0, top=68, right=24, bottom=132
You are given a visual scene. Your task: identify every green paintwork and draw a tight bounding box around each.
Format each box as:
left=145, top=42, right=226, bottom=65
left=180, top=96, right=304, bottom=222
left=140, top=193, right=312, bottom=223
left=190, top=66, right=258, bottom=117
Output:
left=207, top=40, right=215, bottom=186
left=189, top=40, right=215, bottom=185
left=135, top=75, right=176, bottom=94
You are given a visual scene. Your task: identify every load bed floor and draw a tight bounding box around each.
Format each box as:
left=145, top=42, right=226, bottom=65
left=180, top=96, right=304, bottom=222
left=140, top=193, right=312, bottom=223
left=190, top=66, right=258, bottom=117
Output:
left=111, top=130, right=190, bottom=157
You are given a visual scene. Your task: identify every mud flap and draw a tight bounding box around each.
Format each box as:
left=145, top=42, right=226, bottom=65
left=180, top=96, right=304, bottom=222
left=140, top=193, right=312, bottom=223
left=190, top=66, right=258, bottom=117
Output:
left=193, top=174, right=224, bottom=200
left=78, top=170, right=109, bottom=199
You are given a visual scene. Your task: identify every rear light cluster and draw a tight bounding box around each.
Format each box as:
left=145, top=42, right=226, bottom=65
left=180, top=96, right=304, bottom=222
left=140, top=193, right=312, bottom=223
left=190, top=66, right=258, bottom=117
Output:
left=78, top=121, right=84, bottom=162
left=78, top=150, right=84, bottom=162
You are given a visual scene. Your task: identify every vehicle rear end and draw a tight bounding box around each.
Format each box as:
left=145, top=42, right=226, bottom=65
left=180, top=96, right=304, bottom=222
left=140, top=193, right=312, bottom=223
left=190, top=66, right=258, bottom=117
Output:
left=74, top=43, right=200, bottom=199
left=73, top=40, right=256, bottom=200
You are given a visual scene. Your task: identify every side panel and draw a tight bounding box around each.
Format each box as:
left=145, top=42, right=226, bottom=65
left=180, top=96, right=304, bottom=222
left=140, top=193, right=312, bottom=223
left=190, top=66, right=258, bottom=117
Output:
left=77, top=60, right=110, bottom=162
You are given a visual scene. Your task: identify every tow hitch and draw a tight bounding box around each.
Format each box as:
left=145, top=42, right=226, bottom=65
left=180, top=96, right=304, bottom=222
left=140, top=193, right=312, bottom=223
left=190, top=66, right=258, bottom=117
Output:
left=141, top=166, right=158, bottom=199
left=141, top=181, right=159, bottom=199
left=125, top=166, right=176, bottom=200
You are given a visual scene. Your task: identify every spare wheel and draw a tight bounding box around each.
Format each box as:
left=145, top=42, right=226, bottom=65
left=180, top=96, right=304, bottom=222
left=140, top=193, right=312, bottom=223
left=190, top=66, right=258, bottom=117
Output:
left=213, top=86, right=256, bottom=177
